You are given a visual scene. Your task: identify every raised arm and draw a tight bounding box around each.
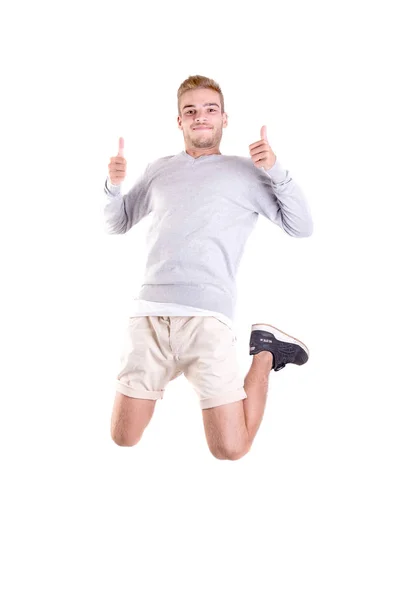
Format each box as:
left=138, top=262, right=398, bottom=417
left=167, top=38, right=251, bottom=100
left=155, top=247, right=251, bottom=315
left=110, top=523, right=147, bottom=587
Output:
left=249, top=126, right=313, bottom=237
left=103, top=137, right=152, bottom=234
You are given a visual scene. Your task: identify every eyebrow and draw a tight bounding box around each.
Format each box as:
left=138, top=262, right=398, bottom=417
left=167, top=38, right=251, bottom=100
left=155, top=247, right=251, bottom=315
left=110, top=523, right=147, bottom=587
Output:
left=182, top=102, right=220, bottom=110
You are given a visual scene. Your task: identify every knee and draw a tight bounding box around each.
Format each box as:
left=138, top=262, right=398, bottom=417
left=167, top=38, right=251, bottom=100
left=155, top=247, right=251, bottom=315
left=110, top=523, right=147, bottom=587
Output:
left=111, top=429, right=142, bottom=447
left=209, top=441, right=251, bottom=461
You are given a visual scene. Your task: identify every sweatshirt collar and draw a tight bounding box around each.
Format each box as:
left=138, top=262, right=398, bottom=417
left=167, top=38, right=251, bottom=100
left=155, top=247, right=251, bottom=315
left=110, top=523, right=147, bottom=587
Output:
left=180, top=150, right=223, bottom=160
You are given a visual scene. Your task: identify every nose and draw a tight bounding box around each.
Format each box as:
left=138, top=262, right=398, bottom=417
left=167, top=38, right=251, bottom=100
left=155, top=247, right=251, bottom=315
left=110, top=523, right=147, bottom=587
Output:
left=195, top=109, right=209, bottom=122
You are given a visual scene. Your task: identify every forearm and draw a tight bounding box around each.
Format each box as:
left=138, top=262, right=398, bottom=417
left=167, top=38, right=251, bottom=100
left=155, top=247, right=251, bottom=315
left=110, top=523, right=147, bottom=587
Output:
left=103, top=178, right=128, bottom=234
left=263, top=161, right=313, bottom=237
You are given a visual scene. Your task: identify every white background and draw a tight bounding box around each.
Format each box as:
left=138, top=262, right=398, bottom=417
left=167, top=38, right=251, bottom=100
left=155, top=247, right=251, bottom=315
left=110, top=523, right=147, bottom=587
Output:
left=1, top=0, right=399, bottom=598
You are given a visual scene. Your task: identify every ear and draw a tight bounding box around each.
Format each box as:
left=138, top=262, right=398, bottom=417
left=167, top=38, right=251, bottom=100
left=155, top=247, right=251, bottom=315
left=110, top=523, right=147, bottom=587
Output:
left=177, top=115, right=183, bottom=130
left=222, top=113, right=228, bottom=128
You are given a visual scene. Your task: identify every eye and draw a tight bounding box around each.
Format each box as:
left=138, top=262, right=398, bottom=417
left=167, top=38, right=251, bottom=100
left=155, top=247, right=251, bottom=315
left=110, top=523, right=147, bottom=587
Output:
left=185, top=108, right=216, bottom=115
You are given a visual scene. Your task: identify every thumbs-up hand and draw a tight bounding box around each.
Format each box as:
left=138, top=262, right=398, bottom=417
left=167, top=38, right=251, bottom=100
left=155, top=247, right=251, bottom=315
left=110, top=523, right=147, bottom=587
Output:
left=249, top=125, right=277, bottom=171
left=108, top=137, right=127, bottom=185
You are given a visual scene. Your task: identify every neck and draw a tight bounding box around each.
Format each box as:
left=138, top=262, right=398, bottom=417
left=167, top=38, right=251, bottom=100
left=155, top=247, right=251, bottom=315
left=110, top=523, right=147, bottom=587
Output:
left=185, top=148, right=221, bottom=158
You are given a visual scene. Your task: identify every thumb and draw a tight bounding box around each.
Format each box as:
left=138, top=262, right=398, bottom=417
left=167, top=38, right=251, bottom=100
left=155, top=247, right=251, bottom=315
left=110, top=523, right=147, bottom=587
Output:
left=260, top=125, right=267, bottom=141
left=117, top=136, right=124, bottom=157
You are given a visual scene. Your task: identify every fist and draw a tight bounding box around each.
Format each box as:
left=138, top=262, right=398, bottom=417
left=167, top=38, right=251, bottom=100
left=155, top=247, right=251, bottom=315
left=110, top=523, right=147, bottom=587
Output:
left=249, top=125, right=277, bottom=170
left=108, top=137, right=127, bottom=185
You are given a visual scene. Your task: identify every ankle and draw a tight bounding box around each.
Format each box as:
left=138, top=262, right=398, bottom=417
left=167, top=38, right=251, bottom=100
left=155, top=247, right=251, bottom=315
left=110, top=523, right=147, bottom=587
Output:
left=253, top=351, right=273, bottom=365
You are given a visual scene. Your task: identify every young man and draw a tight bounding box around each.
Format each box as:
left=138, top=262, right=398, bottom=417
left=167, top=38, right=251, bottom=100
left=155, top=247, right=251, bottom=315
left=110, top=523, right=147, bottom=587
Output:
left=103, top=75, right=313, bottom=460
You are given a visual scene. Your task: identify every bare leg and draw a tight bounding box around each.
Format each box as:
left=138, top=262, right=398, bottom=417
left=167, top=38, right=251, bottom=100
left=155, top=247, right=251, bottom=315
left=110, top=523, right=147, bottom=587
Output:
left=110, top=392, right=156, bottom=446
left=242, top=351, right=273, bottom=443
left=202, top=351, right=273, bottom=460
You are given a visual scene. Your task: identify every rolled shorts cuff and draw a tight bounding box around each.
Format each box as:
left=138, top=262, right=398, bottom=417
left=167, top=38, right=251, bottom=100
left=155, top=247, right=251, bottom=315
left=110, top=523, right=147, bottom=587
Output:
left=200, top=387, right=247, bottom=410
left=116, top=381, right=163, bottom=400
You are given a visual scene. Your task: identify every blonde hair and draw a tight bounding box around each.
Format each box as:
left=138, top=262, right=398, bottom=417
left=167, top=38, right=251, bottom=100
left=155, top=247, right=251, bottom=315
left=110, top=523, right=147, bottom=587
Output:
left=177, top=75, right=225, bottom=116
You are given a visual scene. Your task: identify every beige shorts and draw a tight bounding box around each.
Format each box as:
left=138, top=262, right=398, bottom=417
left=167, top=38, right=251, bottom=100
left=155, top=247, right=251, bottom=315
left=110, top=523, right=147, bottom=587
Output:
left=116, top=316, right=247, bottom=410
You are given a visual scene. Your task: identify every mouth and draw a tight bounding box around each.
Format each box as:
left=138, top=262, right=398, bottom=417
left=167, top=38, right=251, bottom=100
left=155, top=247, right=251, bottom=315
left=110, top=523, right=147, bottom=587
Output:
left=193, top=127, right=212, bottom=131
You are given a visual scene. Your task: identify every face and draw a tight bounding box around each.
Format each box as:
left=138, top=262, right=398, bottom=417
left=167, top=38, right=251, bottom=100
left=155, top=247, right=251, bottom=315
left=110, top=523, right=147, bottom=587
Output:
left=177, top=88, right=228, bottom=152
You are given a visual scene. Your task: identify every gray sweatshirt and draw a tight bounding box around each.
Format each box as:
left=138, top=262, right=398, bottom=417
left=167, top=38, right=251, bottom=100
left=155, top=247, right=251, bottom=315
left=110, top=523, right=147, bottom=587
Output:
left=103, top=150, right=313, bottom=322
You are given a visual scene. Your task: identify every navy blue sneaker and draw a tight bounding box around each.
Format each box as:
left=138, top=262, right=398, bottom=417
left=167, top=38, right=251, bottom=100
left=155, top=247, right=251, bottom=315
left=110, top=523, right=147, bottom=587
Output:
left=249, top=324, right=309, bottom=371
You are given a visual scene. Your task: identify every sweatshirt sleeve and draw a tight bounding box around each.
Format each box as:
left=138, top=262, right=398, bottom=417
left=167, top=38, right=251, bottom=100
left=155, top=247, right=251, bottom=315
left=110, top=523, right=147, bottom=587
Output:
left=103, top=164, right=152, bottom=234
left=251, top=159, right=313, bottom=237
